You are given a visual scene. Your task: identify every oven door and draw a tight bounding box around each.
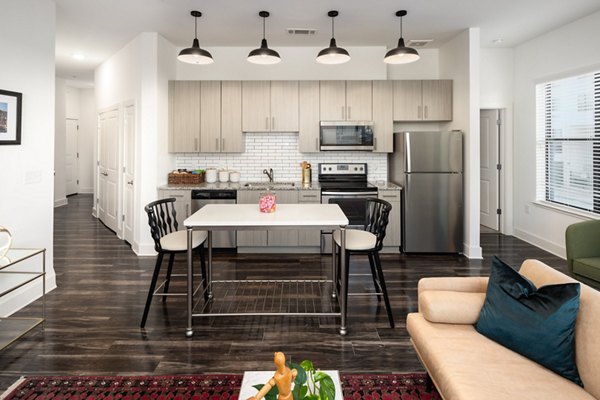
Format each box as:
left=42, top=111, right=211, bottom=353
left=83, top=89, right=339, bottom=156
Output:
left=320, top=191, right=378, bottom=253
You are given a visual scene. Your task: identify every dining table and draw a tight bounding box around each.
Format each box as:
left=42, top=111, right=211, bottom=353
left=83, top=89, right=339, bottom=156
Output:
left=184, top=203, right=349, bottom=336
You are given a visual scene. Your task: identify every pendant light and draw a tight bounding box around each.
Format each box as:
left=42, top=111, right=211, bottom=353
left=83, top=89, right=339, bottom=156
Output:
left=178, top=11, right=214, bottom=65
left=384, top=10, right=420, bottom=64
left=247, top=11, right=281, bottom=65
left=316, top=11, right=350, bottom=65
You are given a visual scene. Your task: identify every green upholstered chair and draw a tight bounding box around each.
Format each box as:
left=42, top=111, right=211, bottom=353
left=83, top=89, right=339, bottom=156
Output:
left=565, top=220, right=600, bottom=285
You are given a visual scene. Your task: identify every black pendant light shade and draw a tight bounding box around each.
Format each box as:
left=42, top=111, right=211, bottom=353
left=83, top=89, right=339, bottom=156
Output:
left=384, top=10, right=420, bottom=64
left=178, top=11, right=214, bottom=65
left=248, top=11, right=281, bottom=64
left=316, top=11, right=350, bottom=65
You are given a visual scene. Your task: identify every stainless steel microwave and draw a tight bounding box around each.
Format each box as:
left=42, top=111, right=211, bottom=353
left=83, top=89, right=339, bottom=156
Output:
left=319, top=121, right=374, bottom=151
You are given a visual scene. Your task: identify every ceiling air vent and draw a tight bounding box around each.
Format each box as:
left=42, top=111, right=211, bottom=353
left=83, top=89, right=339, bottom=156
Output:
left=287, top=28, right=317, bottom=35
left=407, top=39, right=432, bottom=47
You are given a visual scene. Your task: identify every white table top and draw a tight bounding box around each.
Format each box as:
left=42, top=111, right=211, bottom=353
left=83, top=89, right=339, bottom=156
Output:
left=184, top=203, right=348, bottom=229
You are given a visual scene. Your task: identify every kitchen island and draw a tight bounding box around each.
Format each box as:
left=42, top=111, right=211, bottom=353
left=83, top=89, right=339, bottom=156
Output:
left=183, top=203, right=350, bottom=336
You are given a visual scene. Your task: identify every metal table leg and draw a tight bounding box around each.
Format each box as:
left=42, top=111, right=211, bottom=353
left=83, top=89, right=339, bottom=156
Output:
left=207, top=231, right=213, bottom=299
left=339, top=226, right=347, bottom=336
left=331, top=234, right=337, bottom=299
left=186, top=227, right=194, bottom=338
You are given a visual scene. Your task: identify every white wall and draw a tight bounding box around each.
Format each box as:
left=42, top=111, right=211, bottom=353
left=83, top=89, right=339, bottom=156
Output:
left=513, top=10, right=600, bottom=257
left=386, top=49, right=439, bottom=80
left=78, top=89, right=96, bottom=193
left=54, top=78, right=67, bottom=207
left=439, top=28, right=482, bottom=258
left=177, top=47, right=387, bottom=80
left=480, top=48, right=515, bottom=235
left=0, top=0, right=57, bottom=316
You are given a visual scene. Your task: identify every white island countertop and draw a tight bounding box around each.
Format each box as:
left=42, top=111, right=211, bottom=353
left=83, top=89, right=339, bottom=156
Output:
left=184, top=203, right=348, bottom=229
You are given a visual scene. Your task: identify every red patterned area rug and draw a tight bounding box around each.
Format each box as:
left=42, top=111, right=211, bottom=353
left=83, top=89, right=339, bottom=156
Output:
left=2, top=374, right=440, bottom=400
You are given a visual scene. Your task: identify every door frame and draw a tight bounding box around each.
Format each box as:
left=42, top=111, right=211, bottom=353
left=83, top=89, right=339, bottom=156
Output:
left=65, top=118, right=79, bottom=196
left=121, top=100, right=136, bottom=245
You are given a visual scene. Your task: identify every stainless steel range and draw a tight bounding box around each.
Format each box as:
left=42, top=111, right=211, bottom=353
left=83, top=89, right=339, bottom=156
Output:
left=319, top=163, right=378, bottom=253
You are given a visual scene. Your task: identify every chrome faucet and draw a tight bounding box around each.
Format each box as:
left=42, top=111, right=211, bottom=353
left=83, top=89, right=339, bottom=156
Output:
left=263, top=168, right=274, bottom=183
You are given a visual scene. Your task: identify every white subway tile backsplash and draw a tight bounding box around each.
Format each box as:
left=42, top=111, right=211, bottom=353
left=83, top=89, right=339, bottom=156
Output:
left=175, top=133, right=388, bottom=182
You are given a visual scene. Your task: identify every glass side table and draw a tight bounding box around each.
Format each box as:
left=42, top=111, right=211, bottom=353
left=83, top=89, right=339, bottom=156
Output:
left=0, top=248, right=46, bottom=350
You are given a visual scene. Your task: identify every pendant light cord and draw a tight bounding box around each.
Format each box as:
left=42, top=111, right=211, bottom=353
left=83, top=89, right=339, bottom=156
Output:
left=194, top=15, right=198, bottom=40
left=262, top=16, right=266, bottom=40
left=331, top=16, right=335, bottom=38
left=399, top=15, right=403, bottom=38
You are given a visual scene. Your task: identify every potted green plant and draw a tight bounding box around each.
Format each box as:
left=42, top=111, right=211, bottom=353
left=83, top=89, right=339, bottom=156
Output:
left=252, top=360, right=336, bottom=400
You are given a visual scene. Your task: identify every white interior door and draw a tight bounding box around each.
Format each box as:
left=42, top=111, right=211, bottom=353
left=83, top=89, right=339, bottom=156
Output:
left=65, top=119, right=79, bottom=195
left=98, top=108, right=119, bottom=232
left=122, top=104, right=135, bottom=244
left=480, top=109, right=500, bottom=230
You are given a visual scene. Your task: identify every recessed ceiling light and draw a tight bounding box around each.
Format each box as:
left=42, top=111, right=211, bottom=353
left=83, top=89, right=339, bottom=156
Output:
left=492, top=38, right=504, bottom=44
left=72, top=53, right=85, bottom=60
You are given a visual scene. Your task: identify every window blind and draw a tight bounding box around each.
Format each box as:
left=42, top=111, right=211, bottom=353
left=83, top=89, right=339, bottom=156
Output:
left=535, top=71, right=600, bottom=214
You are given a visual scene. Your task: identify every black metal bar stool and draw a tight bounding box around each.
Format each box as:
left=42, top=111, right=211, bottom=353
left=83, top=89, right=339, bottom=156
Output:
left=333, top=198, right=395, bottom=328
left=141, top=197, right=208, bottom=328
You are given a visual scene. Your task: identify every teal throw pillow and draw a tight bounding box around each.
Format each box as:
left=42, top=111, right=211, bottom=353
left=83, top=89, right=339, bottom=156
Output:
left=475, top=256, right=582, bottom=386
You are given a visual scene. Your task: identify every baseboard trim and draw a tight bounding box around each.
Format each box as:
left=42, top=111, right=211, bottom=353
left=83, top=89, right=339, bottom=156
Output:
left=0, top=272, right=57, bottom=317
left=462, top=243, right=483, bottom=259
left=133, top=242, right=156, bottom=256
left=513, top=228, right=565, bottom=259
left=54, top=198, right=68, bottom=208
left=79, top=187, right=94, bottom=194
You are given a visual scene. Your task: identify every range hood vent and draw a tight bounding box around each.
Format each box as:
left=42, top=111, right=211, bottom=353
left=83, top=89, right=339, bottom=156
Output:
left=407, top=39, right=432, bottom=47
left=287, top=28, right=317, bottom=35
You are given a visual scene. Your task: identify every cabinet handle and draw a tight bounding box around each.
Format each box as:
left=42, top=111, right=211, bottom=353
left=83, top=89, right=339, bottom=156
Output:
left=418, top=105, right=422, bottom=119
left=341, top=106, right=345, bottom=120
left=424, top=105, right=428, bottom=119
left=194, top=138, right=198, bottom=151
left=315, top=138, right=319, bottom=151
left=347, top=106, right=351, bottom=120
left=216, top=137, right=219, bottom=151
left=272, top=116, right=275, bottom=130
left=374, top=137, right=377, bottom=151
left=266, top=117, right=269, bottom=130
left=303, top=195, right=318, bottom=198
left=185, top=204, right=189, bottom=218
left=222, top=138, right=225, bottom=152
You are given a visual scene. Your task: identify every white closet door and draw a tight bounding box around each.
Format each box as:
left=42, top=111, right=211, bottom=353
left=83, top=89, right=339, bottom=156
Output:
left=122, top=104, right=135, bottom=244
left=65, top=119, right=79, bottom=195
left=98, top=108, right=119, bottom=232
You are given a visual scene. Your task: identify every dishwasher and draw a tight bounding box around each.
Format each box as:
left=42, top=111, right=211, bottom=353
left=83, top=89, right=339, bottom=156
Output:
left=191, top=190, right=237, bottom=248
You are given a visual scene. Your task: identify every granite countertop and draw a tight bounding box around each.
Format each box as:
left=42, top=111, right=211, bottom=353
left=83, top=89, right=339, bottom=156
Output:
left=160, top=181, right=402, bottom=191
left=159, top=181, right=322, bottom=191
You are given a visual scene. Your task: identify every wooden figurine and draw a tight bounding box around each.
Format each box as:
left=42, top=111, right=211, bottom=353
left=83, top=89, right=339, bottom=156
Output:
left=248, top=352, right=297, bottom=400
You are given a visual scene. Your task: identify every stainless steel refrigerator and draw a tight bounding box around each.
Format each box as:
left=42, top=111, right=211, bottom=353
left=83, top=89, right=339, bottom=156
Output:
left=388, top=131, right=463, bottom=253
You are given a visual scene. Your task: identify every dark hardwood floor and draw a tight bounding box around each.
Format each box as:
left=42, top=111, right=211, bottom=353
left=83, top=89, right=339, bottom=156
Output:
left=0, top=194, right=571, bottom=390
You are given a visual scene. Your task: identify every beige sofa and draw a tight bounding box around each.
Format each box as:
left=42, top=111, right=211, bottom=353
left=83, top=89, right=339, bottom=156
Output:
left=407, top=259, right=600, bottom=400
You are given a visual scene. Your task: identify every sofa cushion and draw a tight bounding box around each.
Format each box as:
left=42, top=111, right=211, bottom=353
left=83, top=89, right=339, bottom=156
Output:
left=407, top=313, right=594, bottom=400
left=419, top=290, right=486, bottom=325
left=475, top=256, right=582, bottom=386
left=573, top=257, right=600, bottom=282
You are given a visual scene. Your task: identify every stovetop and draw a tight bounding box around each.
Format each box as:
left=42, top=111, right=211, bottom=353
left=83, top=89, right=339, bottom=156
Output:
left=318, top=162, right=374, bottom=191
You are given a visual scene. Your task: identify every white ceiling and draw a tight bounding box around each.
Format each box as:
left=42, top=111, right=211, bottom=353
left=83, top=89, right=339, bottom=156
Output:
left=56, top=0, right=600, bottom=85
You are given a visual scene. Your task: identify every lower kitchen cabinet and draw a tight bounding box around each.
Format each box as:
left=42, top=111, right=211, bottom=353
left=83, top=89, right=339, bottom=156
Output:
left=159, top=189, right=191, bottom=222
left=298, top=190, right=321, bottom=246
left=236, top=190, right=268, bottom=246
left=267, top=190, right=299, bottom=246
left=379, top=189, right=401, bottom=248
left=237, top=189, right=304, bottom=247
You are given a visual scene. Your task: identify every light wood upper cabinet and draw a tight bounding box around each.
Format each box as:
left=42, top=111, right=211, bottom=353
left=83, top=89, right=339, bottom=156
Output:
left=393, top=80, right=452, bottom=121
left=169, top=81, right=201, bottom=152
left=199, top=81, right=221, bottom=152
left=320, top=80, right=372, bottom=121
left=242, top=81, right=299, bottom=132
left=271, top=81, right=299, bottom=132
left=422, top=80, right=452, bottom=121
left=221, top=81, right=244, bottom=153
left=298, top=81, right=320, bottom=153
left=319, top=80, right=346, bottom=120
left=345, top=80, right=372, bottom=121
left=242, top=81, right=271, bottom=132
left=372, top=80, right=393, bottom=153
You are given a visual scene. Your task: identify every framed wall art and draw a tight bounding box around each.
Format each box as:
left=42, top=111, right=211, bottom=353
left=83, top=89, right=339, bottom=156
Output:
left=0, top=89, right=23, bottom=145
